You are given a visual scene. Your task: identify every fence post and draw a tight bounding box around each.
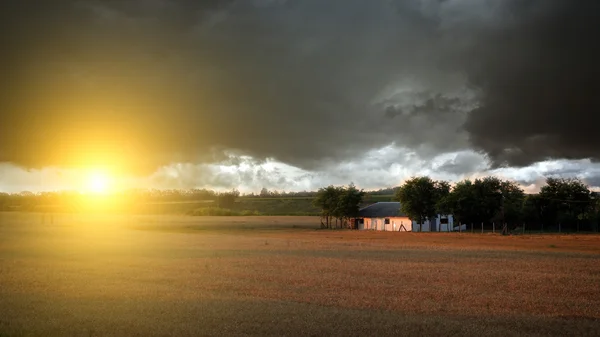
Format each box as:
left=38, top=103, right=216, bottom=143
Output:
left=481, top=222, right=484, bottom=234
left=493, top=222, right=495, bottom=234
left=459, top=222, right=461, bottom=233
left=471, top=223, right=473, bottom=234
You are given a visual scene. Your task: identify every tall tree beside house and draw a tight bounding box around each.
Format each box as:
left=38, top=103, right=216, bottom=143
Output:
left=394, top=176, right=445, bottom=232
left=313, top=185, right=343, bottom=228
left=336, top=183, right=366, bottom=229
left=441, top=179, right=478, bottom=226
left=434, top=180, right=451, bottom=213
left=313, top=184, right=365, bottom=229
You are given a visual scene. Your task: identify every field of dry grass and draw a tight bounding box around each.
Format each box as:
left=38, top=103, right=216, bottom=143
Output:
left=1, top=213, right=599, bottom=336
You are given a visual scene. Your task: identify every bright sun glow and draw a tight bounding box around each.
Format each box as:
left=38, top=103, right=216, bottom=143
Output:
left=85, top=171, right=112, bottom=194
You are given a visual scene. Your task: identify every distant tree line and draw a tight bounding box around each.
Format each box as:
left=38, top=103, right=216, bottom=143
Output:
left=395, top=176, right=599, bottom=233
left=0, top=189, right=242, bottom=212
left=2, top=177, right=599, bottom=233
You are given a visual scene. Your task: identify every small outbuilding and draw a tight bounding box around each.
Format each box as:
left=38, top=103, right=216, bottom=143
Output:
left=353, top=202, right=412, bottom=231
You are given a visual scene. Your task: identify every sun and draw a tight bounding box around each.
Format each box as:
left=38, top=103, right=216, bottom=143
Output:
left=85, top=171, right=112, bottom=194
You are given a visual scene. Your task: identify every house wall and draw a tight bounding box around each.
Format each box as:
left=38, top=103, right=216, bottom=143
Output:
left=412, top=215, right=455, bottom=232
left=362, top=217, right=412, bottom=231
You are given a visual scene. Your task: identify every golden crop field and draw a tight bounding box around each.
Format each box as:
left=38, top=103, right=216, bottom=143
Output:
left=1, top=213, right=599, bottom=336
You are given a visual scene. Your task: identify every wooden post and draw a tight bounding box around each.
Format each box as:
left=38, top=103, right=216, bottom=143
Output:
left=493, top=222, right=495, bottom=234
left=459, top=222, right=462, bottom=233
left=481, top=222, right=484, bottom=234
left=471, top=223, right=473, bottom=234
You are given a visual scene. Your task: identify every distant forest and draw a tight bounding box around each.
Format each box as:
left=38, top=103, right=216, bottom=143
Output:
left=0, top=186, right=398, bottom=204
left=0, top=186, right=396, bottom=216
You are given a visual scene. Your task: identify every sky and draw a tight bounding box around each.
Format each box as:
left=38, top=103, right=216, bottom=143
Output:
left=0, top=0, right=599, bottom=193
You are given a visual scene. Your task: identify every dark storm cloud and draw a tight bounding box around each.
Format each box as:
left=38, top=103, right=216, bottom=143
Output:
left=455, top=1, right=600, bottom=167
left=0, top=0, right=598, bottom=174
left=584, top=175, right=600, bottom=189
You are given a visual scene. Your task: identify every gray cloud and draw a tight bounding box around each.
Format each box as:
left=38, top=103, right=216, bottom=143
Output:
left=433, top=151, right=488, bottom=176
left=0, top=1, right=598, bottom=176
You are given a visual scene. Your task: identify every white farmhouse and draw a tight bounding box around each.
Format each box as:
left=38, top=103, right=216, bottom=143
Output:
left=353, top=202, right=460, bottom=232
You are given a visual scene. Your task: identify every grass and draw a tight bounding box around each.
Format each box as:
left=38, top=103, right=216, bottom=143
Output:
left=3, top=194, right=398, bottom=216
left=128, top=197, right=322, bottom=215
left=0, top=212, right=599, bottom=336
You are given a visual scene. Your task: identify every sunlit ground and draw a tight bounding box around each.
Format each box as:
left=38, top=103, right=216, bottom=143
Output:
left=0, top=214, right=599, bottom=336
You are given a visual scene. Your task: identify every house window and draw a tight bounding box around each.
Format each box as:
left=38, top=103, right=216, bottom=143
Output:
left=384, top=218, right=390, bottom=224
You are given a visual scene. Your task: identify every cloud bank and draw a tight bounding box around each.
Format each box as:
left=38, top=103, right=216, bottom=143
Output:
left=0, top=1, right=598, bottom=178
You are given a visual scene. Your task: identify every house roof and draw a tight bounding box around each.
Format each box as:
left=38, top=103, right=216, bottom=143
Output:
left=358, top=202, right=406, bottom=218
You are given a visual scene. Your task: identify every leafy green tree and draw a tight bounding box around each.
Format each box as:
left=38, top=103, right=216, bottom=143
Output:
left=442, top=179, right=478, bottom=227
left=394, top=176, right=441, bottom=232
left=472, top=177, right=503, bottom=225
left=522, top=194, right=544, bottom=229
left=443, top=177, right=524, bottom=230
left=313, top=184, right=365, bottom=229
left=497, top=180, right=526, bottom=226
left=336, top=183, right=366, bottom=228
left=313, top=185, right=342, bottom=228
left=539, top=178, right=592, bottom=231
left=434, top=180, right=451, bottom=213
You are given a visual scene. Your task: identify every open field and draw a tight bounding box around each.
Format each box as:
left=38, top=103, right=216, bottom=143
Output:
left=1, top=213, right=599, bottom=336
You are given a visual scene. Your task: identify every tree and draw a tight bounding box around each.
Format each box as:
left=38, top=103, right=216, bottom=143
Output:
left=472, top=177, right=503, bottom=225
left=313, top=184, right=365, bottom=229
left=522, top=194, right=544, bottom=229
left=217, top=190, right=239, bottom=209
left=336, top=183, right=366, bottom=228
left=442, top=179, right=478, bottom=227
left=442, top=177, right=524, bottom=230
left=394, top=177, right=441, bottom=232
left=313, top=185, right=342, bottom=229
left=260, top=187, right=270, bottom=197
left=497, top=180, right=525, bottom=226
left=539, top=178, right=592, bottom=231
